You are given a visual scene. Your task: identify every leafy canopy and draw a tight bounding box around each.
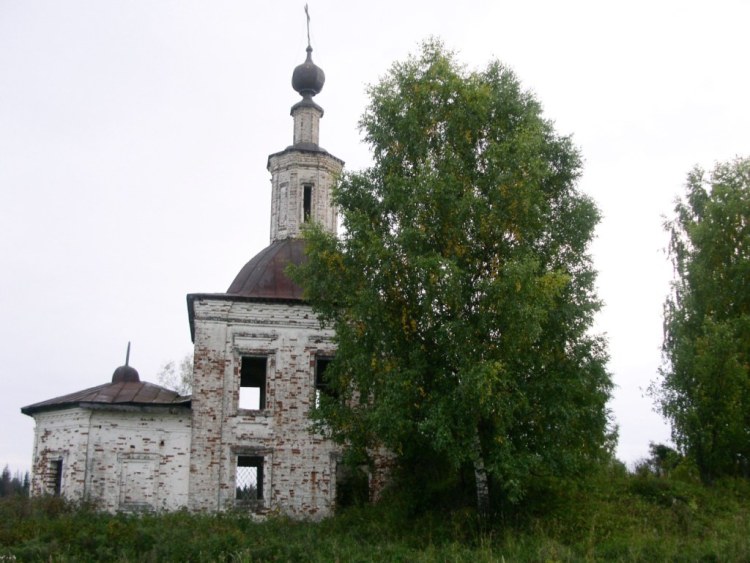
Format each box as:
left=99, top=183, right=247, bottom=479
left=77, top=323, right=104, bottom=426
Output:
left=655, top=156, right=750, bottom=483
left=293, top=40, right=612, bottom=502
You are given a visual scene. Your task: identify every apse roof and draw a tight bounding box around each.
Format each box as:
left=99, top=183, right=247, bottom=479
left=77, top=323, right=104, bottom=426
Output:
left=21, top=381, right=189, bottom=415
left=21, top=362, right=190, bottom=416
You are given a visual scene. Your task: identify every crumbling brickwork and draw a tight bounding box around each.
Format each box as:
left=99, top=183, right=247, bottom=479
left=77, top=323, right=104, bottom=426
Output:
left=268, top=150, right=342, bottom=242
left=23, top=41, right=373, bottom=519
left=189, top=298, right=341, bottom=518
left=29, top=407, right=191, bottom=511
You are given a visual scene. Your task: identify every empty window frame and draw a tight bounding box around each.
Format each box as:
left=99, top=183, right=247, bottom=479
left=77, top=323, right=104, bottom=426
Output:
left=236, top=456, right=264, bottom=502
left=335, top=461, right=370, bottom=509
left=49, top=459, right=63, bottom=496
left=303, top=184, right=312, bottom=222
left=240, top=356, right=267, bottom=410
left=314, top=356, right=335, bottom=406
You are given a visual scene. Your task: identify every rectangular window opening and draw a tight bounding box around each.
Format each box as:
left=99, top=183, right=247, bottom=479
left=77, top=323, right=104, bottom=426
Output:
left=50, top=459, right=63, bottom=496
left=240, top=357, right=267, bottom=410
left=335, top=462, right=370, bottom=509
left=236, top=456, right=264, bottom=501
left=303, top=184, right=312, bottom=222
left=315, top=356, right=335, bottom=407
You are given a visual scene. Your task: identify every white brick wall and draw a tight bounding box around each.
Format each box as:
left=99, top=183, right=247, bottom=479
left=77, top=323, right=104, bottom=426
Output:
left=189, top=298, right=341, bottom=518
left=268, top=150, right=342, bottom=243
left=29, top=406, right=191, bottom=512
left=292, top=105, right=321, bottom=146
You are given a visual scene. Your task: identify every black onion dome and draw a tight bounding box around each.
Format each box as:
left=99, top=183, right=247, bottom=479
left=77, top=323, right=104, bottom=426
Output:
left=112, top=364, right=140, bottom=383
left=292, top=46, right=325, bottom=97
left=227, top=239, right=307, bottom=300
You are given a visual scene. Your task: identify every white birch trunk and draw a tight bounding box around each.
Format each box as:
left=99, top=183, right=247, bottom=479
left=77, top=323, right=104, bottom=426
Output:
left=472, top=432, right=490, bottom=517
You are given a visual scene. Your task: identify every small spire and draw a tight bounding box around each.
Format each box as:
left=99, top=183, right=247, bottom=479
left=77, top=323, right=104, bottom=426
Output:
left=112, top=341, right=140, bottom=384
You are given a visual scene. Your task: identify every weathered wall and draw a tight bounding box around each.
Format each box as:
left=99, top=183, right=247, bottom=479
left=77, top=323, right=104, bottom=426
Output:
left=189, top=298, right=340, bottom=518
left=29, top=406, right=191, bottom=512
left=292, top=104, right=321, bottom=146
left=85, top=408, right=191, bottom=511
left=268, top=150, right=342, bottom=242
left=29, top=408, right=91, bottom=499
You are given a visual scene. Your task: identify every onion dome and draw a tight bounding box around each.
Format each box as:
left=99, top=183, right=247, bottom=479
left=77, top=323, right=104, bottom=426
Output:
left=292, top=46, right=325, bottom=97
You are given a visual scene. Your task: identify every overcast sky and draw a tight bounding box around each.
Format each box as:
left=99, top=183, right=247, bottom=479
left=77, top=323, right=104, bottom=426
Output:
left=2, top=1, right=749, bottom=473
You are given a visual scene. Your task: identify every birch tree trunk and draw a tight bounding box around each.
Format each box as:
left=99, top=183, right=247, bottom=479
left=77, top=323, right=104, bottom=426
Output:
left=472, top=432, right=490, bottom=517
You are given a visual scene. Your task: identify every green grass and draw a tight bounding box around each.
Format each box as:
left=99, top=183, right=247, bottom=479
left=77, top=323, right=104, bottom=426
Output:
left=1, top=470, right=749, bottom=561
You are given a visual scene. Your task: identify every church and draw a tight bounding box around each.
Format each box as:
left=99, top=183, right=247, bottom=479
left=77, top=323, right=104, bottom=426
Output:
left=21, top=39, right=363, bottom=518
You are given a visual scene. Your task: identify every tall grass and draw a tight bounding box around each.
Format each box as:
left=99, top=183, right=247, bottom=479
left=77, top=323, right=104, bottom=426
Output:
left=1, top=469, right=748, bottom=561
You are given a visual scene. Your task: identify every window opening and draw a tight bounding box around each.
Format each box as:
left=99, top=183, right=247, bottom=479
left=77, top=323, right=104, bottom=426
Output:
left=303, top=184, right=312, bottom=222
left=240, top=357, right=267, bottom=410
left=315, top=356, right=335, bottom=407
left=335, top=462, right=369, bottom=509
left=236, top=456, right=264, bottom=501
left=50, top=459, right=63, bottom=496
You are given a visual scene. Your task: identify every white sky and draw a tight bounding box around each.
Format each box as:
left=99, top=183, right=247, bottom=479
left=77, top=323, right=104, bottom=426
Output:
left=1, top=1, right=749, bottom=473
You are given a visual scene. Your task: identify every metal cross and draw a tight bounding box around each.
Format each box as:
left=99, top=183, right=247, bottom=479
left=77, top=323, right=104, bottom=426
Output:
left=304, top=4, right=311, bottom=48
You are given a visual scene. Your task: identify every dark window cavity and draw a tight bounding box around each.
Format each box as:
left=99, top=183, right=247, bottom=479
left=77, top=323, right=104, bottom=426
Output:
left=315, top=356, right=335, bottom=406
left=50, top=459, right=63, bottom=496
left=303, top=184, right=312, bottom=222
left=240, top=357, right=267, bottom=410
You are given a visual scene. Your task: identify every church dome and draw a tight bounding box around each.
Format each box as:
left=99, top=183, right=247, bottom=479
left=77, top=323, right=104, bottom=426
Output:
left=292, top=47, right=325, bottom=97
left=226, top=238, right=307, bottom=300
left=112, top=364, right=140, bottom=383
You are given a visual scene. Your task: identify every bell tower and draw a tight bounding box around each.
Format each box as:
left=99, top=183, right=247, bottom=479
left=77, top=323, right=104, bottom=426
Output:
left=187, top=12, right=346, bottom=517
left=267, top=40, right=343, bottom=243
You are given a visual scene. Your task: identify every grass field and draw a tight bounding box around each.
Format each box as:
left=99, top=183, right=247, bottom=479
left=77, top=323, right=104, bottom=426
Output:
left=2, top=467, right=748, bottom=561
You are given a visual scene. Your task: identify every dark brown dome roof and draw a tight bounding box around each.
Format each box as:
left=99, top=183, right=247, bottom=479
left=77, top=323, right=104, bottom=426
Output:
left=112, top=364, right=140, bottom=383
left=226, top=238, right=307, bottom=300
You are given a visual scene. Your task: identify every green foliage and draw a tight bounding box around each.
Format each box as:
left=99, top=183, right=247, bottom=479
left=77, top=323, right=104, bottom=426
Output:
left=2, top=474, right=750, bottom=561
left=655, top=156, right=750, bottom=483
left=633, top=442, right=683, bottom=478
left=292, top=39, right=612, bottom=507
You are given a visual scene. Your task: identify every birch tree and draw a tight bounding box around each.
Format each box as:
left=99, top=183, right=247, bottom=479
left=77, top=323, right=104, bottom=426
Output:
left=294, top=40, right=612, bottom=513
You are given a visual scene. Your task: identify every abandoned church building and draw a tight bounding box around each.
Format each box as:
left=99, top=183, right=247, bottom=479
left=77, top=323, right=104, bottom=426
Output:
left=21, top=42, right=367, bottom=518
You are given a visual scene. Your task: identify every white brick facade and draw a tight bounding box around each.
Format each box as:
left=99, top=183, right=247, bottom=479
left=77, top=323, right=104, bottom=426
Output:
left=268, top=149, right=342, bottom=242
left=188, top=299, right=340, bottom=518
left=29, top=407, right=191, bottom=512
left=24, top=42, right=358, bottom=519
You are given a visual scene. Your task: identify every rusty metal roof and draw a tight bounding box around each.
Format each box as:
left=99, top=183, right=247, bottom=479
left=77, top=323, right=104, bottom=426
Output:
left=226, top=238, right=307, bottom=300
left=21, top=380, right=190, bottom=416
left=186, top=239, right=311, bottom=342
